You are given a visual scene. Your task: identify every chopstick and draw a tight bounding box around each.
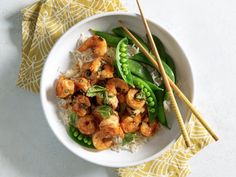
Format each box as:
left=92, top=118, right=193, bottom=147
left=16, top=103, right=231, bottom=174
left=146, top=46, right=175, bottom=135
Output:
left=135, top=0, right=191, bottom=147
left=118, top=1, right=219, bottom=142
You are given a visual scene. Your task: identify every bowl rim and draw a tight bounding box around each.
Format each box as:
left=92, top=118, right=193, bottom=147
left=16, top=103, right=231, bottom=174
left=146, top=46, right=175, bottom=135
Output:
left=40, top=11, right=195, bottom=168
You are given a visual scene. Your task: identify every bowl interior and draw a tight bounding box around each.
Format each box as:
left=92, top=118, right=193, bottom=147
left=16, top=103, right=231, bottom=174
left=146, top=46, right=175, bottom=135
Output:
left=40, top=12, right=193, bottom=168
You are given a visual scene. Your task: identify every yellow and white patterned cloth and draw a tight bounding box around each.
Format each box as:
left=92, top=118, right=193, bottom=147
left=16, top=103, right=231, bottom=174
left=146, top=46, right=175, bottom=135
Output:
left=17, top=0, right=214, bottom=176
left=17, top=0, right=126, bottom=92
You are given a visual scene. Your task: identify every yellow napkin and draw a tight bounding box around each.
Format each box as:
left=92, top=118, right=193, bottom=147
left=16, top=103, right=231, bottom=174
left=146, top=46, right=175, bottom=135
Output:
left=18, top=1, right=214, bottom=176
left=17, top=0, right=126, bottom=92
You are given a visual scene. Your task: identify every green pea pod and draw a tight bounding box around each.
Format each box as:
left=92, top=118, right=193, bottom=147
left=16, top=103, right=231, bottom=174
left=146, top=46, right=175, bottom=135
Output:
left=151, top=34, right=167, bottom=62
left=162, top=54, right=176, bottom=101
left=164, top=92, right=170, bottom=101
left=112, top=27, right=149, bottom=51
left=152, top=34, right=176, bottom=81
left=132, top=75, right=158, bottom=122
left=146, top=81, right=164, bottom=92
left=127, top=59, right=163, bottom=92
left=128, top=59, right=153, bottom=82
left=157, top=53, right=176, bottom=100
left=116, top=38, right=134, bottom=87
left=68, top=125, right=95, bottom=149
left=90, top=29, right=122, bottom=47
left=161, top=61, right=175, bottom=83
left=165, top=54, right=176, bottom=78
left=131, top=53, right=153, bottom=66
left=131, top=53, right=176, bottom=83
left=128, top=59, right=163, bottom=92
left=155, top=90, right=170, bottom=129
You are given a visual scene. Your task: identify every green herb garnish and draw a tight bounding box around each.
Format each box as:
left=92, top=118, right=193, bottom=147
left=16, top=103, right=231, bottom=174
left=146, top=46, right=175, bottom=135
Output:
left=86, top=85, right=106, bottom=97
left=97, top=105, right=113, bottom=119
left=122, top=133, right=136, bottom=145
left=92, top=88, right=111, bottom=106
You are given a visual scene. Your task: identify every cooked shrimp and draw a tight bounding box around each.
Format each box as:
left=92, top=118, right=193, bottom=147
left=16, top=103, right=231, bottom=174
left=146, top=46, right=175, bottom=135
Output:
left=72, top=95, right=91, bottom=117
left=56, top=76, right=75, bottom=98
left=117, top=94, right=126, bottom=104
left=90, top=58, right=114, bottom=80
left=99, top=114, right=120, bottom=137
left=121, top=114, right=142, bottom=133
left=140, top=121, right=159, bottom=137
left=78, top=35, right=107, bottom=57
left=118, top=127, right=125, bottom=139
left=126, top=89, right=145, bottom=110
left=96, top=94, right=103, bottom=105
left=74, top=77, right=90, bottom=93
left=117, top=94, right=127, bottom=116
left=99, top=64, right=114, bottom=80
left=107, top=95, right=118, bottom=110
left=92, top=131, right=113, bottom=150
left=102, top=55, right=113, bottom=65
left=95, top=93, right=118, bottom=109
left=106, top=78, right=129, bottom=95
left=127, top=106, right=146, bottom=116
left=81, top=62, right=91, bottom=75
left=90, top=57, right=102, bottom=72
left=76, top=115, right=96, bottom=135
left=140, top=116, right=159, bottom=137
left=81, top=58, right=113, bottom=83
left=93, top=106, right=106, bottom=122
left=81, top=62, right=98, bottom=85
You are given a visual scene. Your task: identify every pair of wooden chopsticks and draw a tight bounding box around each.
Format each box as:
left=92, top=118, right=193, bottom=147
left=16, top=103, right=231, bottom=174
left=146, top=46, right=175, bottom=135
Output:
left=119, top=0, right=218, bottom=147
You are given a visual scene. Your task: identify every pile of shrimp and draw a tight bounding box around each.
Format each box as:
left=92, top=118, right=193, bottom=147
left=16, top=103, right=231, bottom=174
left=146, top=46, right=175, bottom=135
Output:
left=56, top=35, right=160, bottom=151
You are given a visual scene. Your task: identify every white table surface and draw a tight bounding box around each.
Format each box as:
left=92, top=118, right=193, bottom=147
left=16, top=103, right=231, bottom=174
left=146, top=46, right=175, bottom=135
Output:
left=0, top=0, right=236, bottom=176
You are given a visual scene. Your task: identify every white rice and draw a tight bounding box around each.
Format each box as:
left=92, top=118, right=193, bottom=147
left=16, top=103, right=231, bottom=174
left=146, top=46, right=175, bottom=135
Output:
left=128, top=44, right=140, bottom=57
left=111, top=133, right=148, bottom=153
left=58, top=99, right=72, bottom=126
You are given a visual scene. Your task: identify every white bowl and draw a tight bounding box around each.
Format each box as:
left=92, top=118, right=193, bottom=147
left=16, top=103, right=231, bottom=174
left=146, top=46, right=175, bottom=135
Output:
left=40, top=12, right=194, bottom=168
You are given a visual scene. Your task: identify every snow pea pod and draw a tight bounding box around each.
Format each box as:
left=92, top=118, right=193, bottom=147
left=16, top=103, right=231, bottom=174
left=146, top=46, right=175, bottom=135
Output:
left=91, top=29, right=122, bottom=47
left=132, top=75, right=158, bottom=122
left=161, top=61, right=175, bottom=83
left=68, top=125, right=95, bottom=148
left=155, top=90, right=170, bottom=129
left=130, top=53, right=153, bottom=66
left=116, top=38, right=134, bottom=87
left=68, top=113, right=94, bottom=148
left=152, top=34, right=176, bottom=80
left=151, top=34, right=167, bottom=62
left=146, top=81, right=164, bottom=92
left=128, top=59, right=153, bottom=82
left=158, top=53, right=176, bottom=100
left=127, top=59, right=163, bottom=92
left=131, top=53, right=176, bottom=83
left=151, top=35, right=177, bottom=99
left=165, top=54, right=176, bottom=77
left=112, top=27, right=149, bottom=51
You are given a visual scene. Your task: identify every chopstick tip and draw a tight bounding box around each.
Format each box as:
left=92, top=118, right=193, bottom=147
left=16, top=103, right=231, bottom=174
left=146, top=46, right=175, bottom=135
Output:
left=214, top=135, right=219, bottom=141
